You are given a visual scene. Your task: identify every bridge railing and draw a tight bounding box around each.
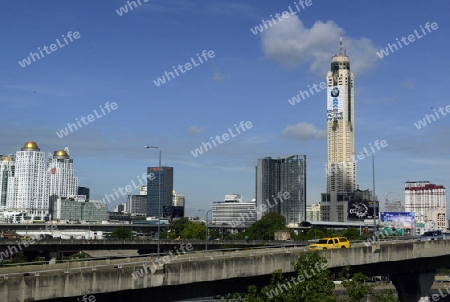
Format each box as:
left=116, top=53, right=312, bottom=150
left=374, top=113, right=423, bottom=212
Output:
left=0, top=245, right=309, bottom=278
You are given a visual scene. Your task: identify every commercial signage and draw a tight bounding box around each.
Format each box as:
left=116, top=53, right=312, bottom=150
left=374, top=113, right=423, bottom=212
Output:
left=347, top=200, right=375, bottom=220
left=380, top=212, right=415, bottom=234
left=327, top=85, right=344, bottom=122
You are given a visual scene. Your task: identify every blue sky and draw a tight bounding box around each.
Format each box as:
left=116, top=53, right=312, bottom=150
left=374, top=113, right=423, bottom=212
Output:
left=1, top=0, right=449, bottom=216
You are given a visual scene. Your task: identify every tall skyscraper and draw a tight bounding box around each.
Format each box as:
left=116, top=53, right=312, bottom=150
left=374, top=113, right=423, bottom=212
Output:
left=321, top=36, right=356, bottom=222
left=405, top=181, right=447, bottom=230
left=7, top=142, right=49, bottom=219
left=48, top=148, right=78, bottom=204
left=147, top=166, right=173, bottom=217
left=0, top=155, right=14, bottom=209
left=255, top=155, right=306, bottom=224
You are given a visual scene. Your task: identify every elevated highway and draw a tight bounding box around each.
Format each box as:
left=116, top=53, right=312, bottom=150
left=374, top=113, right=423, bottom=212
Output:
left=0, top=239, right=449, bottom=301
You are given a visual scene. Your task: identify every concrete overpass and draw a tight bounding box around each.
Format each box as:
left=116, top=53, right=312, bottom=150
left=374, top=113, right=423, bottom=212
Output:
left=0, top=239, right=295, bottom=254
left=0, top=239, right=447, bottom=302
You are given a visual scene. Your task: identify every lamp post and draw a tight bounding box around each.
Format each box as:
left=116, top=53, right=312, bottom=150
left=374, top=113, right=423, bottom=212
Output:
left=205, top=209, right=212, bottom=251
left=143, top=145, right=162, bottom=259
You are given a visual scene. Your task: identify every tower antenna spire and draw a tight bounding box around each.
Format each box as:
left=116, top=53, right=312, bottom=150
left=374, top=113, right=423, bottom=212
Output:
left=340, top=32, right=343, bottom=55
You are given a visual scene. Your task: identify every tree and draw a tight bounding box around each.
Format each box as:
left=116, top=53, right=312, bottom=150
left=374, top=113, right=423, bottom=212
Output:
left=338, top=227, right=363, bottom=240
left=110, top=227, right=132, bottom=239
left=244, top=212, right=287, bottom=240
left=246, top=251, right=337, bottom=302
left=340, top=267, right=399, bottom=302
left=180, top=222, right=206, bottom=239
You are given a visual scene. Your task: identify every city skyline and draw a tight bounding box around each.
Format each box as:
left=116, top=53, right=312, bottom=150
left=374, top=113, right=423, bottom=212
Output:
left=1, top=1, right=449, bottom=217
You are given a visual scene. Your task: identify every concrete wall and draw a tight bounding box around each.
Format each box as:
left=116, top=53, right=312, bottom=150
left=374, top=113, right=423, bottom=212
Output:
left=2, top=240, right=450, bottom=301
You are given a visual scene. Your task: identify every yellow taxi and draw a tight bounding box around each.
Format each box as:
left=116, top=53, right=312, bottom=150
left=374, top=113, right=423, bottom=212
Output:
left=308, top=237, right=350, bottom=251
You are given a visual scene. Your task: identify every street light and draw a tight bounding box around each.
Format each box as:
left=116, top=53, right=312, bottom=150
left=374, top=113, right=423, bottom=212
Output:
left=205, top=209, right=212, bottom=251
left=143, top=145, right=162, bottom=259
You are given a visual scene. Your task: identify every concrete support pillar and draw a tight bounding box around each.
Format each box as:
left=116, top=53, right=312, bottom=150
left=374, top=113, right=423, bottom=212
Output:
left=49, top=251, right=59, bottom=264
left=391, top=271, right=435, bottom=302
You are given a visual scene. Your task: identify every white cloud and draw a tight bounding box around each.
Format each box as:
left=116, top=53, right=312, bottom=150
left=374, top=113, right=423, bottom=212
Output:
left=187, top=125, right=205, bottom=136
left=401, top=80, right=415, bottom=89
left=282, top=122, right=326, bottom=140
left=260, top=17, right=379, bottom=75
left=213, top=67, right=226, bottom=82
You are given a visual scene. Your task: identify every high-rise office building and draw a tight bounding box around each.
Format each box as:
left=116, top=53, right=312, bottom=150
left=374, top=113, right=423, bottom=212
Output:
left=255, top=155, right=306, bottom=224
left=321, top=36, right=356, bottom=222
left=7, top=142, right=49, bottom=219
left=48, top=148, right=78, bottom=204
left=147, top=166, right=173, bottom=217
left=0, top=155, right=14, bottom=209
left=405, top=181, right=447, bottom=230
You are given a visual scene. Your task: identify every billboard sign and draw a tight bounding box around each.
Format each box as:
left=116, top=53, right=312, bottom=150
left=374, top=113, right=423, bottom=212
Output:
left=347, top=200, right=377, bottom=220
left=327, top=85, right=344, bottom=122
left=380, top=212, right=415, bottom=235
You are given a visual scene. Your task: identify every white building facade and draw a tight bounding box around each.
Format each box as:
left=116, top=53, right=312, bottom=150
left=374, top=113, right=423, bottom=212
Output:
left=405, top=181, right=447, bottom=230
left=6, top=142, right=49, bottom=219
left=47, top=148, right=78, bottom=205
left=212, top=194, right=256, bottom=226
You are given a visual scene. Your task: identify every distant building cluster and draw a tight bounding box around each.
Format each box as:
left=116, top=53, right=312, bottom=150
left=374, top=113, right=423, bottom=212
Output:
left=0, top=142, right=107, bottom=223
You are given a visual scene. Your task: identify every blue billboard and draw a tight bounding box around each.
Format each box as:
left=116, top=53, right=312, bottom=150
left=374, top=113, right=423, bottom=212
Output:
left=380, top=212, right=415, bottom=235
